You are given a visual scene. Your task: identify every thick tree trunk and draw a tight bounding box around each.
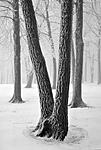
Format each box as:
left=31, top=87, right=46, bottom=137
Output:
left=25, top=67, right=33, bottom=88
left=45, top=2, right=57, bottom=89
left=69, top=0, right=87, bottom=108
left=97, top=37, right=101, bottom=84
left=9, top=0, right=23, bottom=103
left=21, top=0, right=54, bottom=129
left=37, top=0, right=73, bottom=141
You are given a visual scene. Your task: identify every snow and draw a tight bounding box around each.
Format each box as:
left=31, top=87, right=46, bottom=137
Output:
left=0, top=84, right=101, bottom=150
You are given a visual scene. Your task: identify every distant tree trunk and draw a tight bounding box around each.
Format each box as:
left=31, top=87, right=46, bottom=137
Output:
left=69, top=0, right=87, bottom=108
left=21, top=0, right=54, bottom=130
left=9, top=0, right=23, bottom=103
left=52, top=57, right=57, bottom=89
left=25, top=67, right=33, bottom=88
left=44, top=2, right=57, bottom=89
left=37, top=0, right=73, bottom=141
left=97, top=35, right=101, bottom=84
left=24, top=56, right=31, bottom=79
left=90, top=54, right=94, bottom=83
left=84, top=51, right=87, bottom=82
left=71, top=39, right=75, bottom=86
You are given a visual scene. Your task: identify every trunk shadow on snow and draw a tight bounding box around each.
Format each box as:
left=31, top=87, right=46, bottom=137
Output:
left=23, top=125, right=88, bottom=145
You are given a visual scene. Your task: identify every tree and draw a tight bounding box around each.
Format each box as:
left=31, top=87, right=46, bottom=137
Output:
left=44, top=0, right=57, bottom=89
left=21, top=0, right=54, bottom=131
left=9, top=0, right=24, bottom=103
left=21, top=0, right=73, bottom=141
left=69, top=0, right=87, bottom=108
left=25, top=67, right=34, bottom=88
left=84, top=0, right=101, bottom=84
left=71, top=39, right=75, bottom=86
left=25, top=0, right=58, bottom=89
left=37, top=0, right=73, bottom=140
left=91, top=0, right=101, bottom=84
left=90, top=53, right=94, bottom=83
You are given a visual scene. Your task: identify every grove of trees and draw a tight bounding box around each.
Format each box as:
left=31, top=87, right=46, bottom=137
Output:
left=0, top=0, right=101, bottom=141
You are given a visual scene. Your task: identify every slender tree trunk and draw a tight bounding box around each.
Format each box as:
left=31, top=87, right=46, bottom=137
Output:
left=24, top=56, right=31, bottom=78
left=37, top=0, right=73, bottom=141
left=97, top=36, right=101, bottom=84
left=90, top=54, right=94, bottom=83
left=69, top=0, right=87, bottom=108
left=9, top=0, right=23, bottom=103
left=84, top=51, right=87, bottom=82
left=25, top=67, right=33, bottom=88
left=21, top=0, right=54, bottom=130
left=45, top=2, right=57, bottom=89
left=52, top=57, right=57, bottom=89
left=71, top=39, right=75, bottom=86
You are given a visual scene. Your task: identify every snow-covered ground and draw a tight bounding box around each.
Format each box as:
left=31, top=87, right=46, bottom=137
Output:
left=0, top=84, right=101, bottom=150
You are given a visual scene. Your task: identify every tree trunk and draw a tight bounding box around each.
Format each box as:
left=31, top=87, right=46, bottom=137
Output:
left=21, top=0, right=54, bottom=129
left=90, top=54, right=94, bottom=83
left=71, top=39, right=75, bottom=86
left=97, top=36, right=101, bottom=84
left=84, top=51, right=87, bottom=82
left=9, top=0, right=23, bottom=103
left=45, top=2, right=57, bottom=89
left=69, top=0, right=87, bottom=108
left=37, top=0, right=73, bottom=141
left=52, top=57, right=57, bottom=89
left=25, top=68, right=33, bottom=88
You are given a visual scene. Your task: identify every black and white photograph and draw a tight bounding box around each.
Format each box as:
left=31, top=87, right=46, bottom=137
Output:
left=0, top=0, right=101, bottom=149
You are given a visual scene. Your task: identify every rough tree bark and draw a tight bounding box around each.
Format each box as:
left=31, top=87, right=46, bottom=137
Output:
left=9, top=0, right=23, bottom=103
left=36, top=0, right=73, bottom=141
left=21, top=0, right=54, bottom=130
left=69, top=0, right=87, bottom=108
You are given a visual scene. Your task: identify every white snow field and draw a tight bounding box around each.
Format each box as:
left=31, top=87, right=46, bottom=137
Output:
left=0, top=84, right=101, bottom=150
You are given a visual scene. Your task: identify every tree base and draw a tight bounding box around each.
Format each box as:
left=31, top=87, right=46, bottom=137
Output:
left=33, top=116, right=68, bottom=141
left=9, top=96, right=25, bottom=103
left=52, top=85, right=56, bottom=89
left=69, top=98, right=87, bottom=108
left=25, top=85, right=32, bottom=88
left=32, top=118, right=43, bottom=133
left=52, top=87, right=56, bottom=90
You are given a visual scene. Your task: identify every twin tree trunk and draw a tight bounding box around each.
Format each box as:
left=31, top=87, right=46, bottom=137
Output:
left=21, top=0, right=73, bottom=141
left=10, top=0, right=23, bottom=103
left=69, top=0, right=87, bottom=108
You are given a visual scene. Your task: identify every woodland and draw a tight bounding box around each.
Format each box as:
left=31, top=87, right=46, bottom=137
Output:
left=0, top=0, right=101, bottom=149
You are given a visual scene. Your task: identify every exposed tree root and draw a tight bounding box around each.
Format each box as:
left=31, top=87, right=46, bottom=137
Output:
left=69, top=98, right=88, bottom=108
left=25, top=85, right=32, bottom=88
left=32, top=118, right=44, bottom=133
left=36, top=119, right=52, bottom=137
left=34, top=116, right=68, bottom=141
